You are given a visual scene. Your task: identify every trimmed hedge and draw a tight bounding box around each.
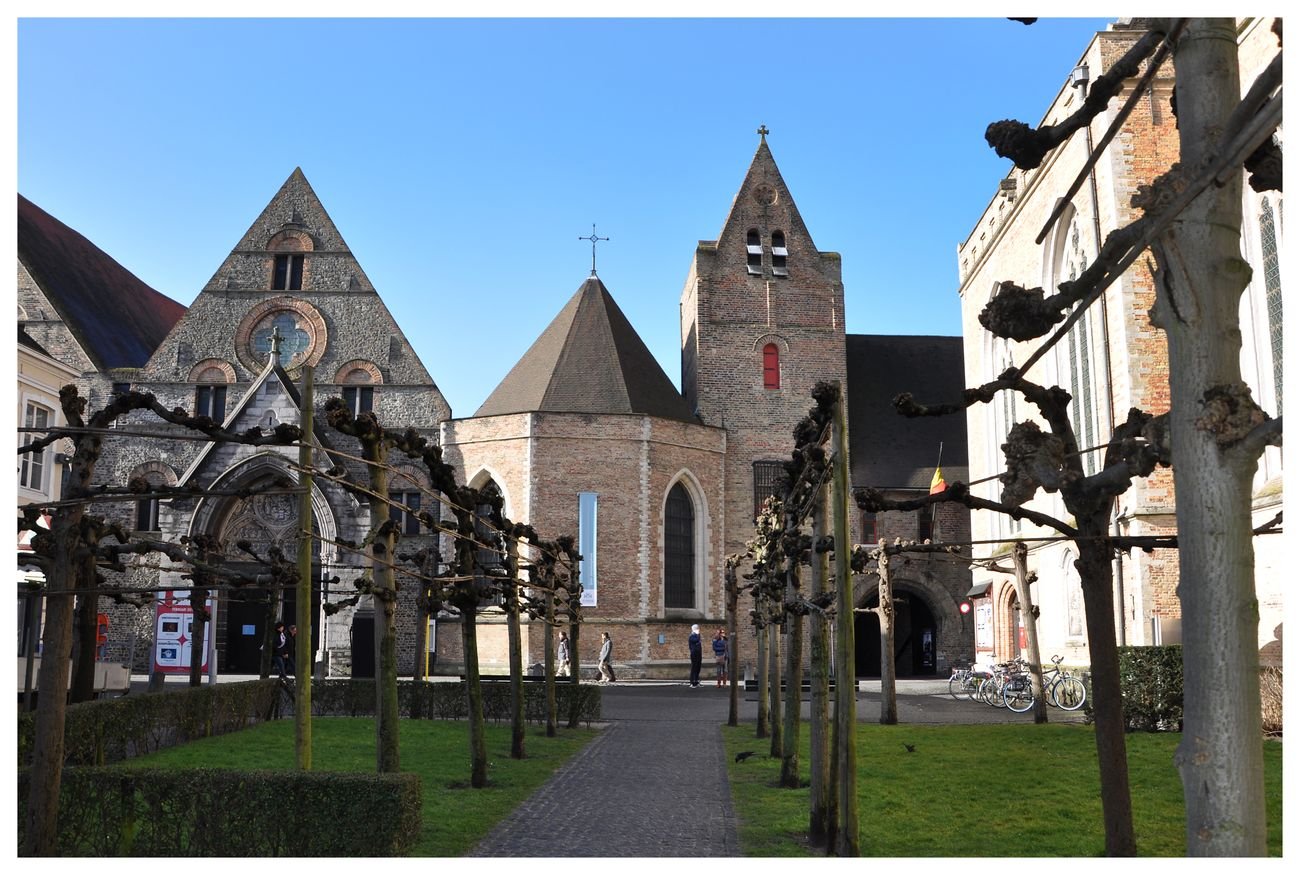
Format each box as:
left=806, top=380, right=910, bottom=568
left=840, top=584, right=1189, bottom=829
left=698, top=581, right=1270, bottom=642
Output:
left=17, top=679, right=282, bottom=768
left=17, top=766, right=421, bottom=856
left=308, top=679, right=602, bottom=725
left=1084, top=645, right=1183, bottom=731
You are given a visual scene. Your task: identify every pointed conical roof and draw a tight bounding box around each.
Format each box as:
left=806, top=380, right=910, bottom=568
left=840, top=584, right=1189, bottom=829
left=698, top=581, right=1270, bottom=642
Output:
left=476, top=277, right=696, bottom=422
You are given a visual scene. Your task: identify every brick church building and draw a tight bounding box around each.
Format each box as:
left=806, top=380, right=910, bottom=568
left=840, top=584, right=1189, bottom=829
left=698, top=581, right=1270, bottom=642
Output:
left=17, top=134, right=974, bottom=682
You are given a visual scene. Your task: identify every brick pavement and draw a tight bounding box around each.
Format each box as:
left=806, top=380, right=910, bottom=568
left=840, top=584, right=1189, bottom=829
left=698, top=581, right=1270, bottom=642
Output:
left=469, top=683, right=739, bottom=857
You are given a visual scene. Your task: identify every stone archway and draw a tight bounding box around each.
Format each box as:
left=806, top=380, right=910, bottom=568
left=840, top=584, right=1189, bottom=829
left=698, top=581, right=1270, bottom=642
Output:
left=851, top=575, right=961, bottom=678
left=188, top=454, right=337, bottom=674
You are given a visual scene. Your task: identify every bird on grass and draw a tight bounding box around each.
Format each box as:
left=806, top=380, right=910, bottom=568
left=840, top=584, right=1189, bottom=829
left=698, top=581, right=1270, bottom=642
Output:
left=735, top=751, right=757, bottom=763
left=902, top=742, right=916, bottom=753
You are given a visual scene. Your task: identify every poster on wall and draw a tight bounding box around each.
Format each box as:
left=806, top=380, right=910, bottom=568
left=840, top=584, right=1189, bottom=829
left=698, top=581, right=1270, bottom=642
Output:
left=975, top=601, right=993, bottom=651
left=152, top=589, right=217, bottom=675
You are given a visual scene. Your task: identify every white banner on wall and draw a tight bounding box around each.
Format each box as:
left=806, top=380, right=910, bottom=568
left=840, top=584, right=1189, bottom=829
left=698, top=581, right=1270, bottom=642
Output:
left=578, top=491, right=598, bottom=606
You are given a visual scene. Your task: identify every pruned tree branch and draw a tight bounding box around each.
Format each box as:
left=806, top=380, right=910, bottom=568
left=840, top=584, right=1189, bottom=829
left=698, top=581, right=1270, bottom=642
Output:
left=985, top=23, right=1171, bottom=170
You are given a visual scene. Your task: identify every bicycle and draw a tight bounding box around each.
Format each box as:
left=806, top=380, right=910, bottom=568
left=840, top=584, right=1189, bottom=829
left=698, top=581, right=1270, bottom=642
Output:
left=1042, top=655, right=1087, bottom=710
left=948, top=663, right=978, bottom=699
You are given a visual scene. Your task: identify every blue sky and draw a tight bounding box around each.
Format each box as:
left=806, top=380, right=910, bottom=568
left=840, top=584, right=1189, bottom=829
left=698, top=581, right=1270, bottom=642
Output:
left=16, top=14, right=1113, bottom=418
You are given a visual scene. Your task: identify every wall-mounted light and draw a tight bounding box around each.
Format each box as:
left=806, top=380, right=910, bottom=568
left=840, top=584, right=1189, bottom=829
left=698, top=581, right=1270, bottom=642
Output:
left=1070, top=64, right=1091, bottom=89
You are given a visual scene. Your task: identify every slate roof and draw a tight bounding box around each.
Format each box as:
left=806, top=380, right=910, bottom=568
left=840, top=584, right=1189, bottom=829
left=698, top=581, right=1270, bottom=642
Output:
left=846, top=334, right=969, bottom=490
left=475, top=276, right=697, bottom=423
left=17, top=194, right=186, bottom=369
left=18, top=326, right=50, bottom=357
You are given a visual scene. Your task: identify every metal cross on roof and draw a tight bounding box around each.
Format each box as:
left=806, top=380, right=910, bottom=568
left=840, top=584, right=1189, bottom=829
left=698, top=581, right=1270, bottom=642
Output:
left=757, top=124, right=770, bottom=141
left=579, top=223, right=610, bottom=277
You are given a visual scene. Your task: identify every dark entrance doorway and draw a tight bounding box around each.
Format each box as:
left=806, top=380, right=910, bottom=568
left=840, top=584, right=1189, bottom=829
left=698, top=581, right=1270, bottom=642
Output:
left=218, top=567, right=322, bottom=675
left=854, top=591, right=939, bottom=678
left=222, top=591, right=271, bottom=674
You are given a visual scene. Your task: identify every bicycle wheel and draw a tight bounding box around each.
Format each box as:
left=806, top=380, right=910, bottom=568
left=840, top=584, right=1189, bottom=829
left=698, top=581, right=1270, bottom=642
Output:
left=949, top=674, right=967, bottom=699
left=1003, top=677, right=1035, bottom=712
left=981, top=676, right=1005, bottom=707
left=1040, top=673, right=1059, bottom=706
left=1052, top=676, right=1087, bottom=710
left=968, top=676, right=986, bottom=702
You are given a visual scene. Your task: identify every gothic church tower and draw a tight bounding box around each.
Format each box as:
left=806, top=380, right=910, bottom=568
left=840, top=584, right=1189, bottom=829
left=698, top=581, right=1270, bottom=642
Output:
left=680, top=131, right=848, bottom=559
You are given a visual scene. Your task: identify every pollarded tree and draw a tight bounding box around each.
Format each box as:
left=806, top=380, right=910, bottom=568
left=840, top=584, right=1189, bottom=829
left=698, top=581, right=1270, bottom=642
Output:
left=17, top=385, right=301, bottom=856
left=982, top=17, right=1282, bottom=854
left=858, top=386, right=1172, bottom=855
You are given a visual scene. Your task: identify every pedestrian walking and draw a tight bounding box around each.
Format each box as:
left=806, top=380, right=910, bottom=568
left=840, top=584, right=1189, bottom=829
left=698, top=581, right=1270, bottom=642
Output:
left=712, top=628, right=728, bottom=686
left=285, top=624, right=298, bottom=677
left=598, top=632, right=616, bottom=683
left=688, top=623, right=703, bottom=687
left=271, top=622, right=289, bottom=680
left=557, top=631, right=571, bottom=677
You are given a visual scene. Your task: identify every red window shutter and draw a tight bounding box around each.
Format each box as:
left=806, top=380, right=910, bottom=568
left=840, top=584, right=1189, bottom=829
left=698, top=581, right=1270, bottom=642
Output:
left=763, top=343, right=780, bottom=389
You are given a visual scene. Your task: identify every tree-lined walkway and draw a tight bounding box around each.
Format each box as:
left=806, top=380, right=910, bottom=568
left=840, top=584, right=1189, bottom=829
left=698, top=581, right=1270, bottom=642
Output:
left=470, top=684, right=739, bottom=857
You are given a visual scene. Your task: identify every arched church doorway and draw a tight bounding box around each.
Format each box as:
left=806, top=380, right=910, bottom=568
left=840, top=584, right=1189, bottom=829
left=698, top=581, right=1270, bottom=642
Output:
left=211, top=483, right=325, bottom=674
left=853, top=589, right=940, bottom=678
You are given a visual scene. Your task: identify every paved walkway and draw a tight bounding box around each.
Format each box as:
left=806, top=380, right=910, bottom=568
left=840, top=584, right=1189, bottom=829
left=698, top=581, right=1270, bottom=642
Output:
left=470, top=683, right=739, bottom=857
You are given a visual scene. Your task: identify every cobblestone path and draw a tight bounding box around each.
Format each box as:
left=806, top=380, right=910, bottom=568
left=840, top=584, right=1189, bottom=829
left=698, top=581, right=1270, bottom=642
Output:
left=469, top=684, right=739, bottom=857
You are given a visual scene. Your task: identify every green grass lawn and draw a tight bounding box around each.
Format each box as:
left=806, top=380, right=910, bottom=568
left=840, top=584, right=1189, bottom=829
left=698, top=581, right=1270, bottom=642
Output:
left=129, top=717, right=597, bottom=856
left=723, top=723, right=1283, bottom=857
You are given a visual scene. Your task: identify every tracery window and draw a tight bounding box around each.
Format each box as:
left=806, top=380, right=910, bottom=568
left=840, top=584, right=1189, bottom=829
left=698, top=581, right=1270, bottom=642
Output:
left=664, top=483, right=695, bottom=609
left=1260, top=197, right=1283, bottom=409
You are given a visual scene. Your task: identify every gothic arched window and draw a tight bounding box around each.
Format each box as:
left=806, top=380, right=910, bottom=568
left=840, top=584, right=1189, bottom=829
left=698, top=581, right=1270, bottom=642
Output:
left=474, top=479, right=504, bottom=607
left=1260, top=197, right=1283, bottom=409
left=664, top=482, right=696, bottom=609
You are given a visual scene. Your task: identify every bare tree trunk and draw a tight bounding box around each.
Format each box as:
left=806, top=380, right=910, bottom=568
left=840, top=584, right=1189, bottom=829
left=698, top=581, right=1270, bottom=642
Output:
left=726, top=560, right=740, bottom=727
left=413, top=551, right=430, bottom=686
left=1158, top=18, right=1267, bottom=856
left=1077, top=538, right=1135, bottom=855
left=1011, top=542, right=1048, bottom=724
left=830, top=387, right=859, bottom=856
left=767, top=615, right=783, bottom=759
left=22, top=498, right=83, bottom=855
left=369, top=446, right=399, bottom=774
left=295, top=371, right=315, bottom=767
left=565, top=570, right=582, bottom=729
left=460, top=602, right=488, bottom=787
left=544, top=586, right=557, bottom=738
left=70, top=586, right=98, bottom=702
left=259, top=594, right=274, bottom=679
left=780, top=563, right=804, bottom=789
left=506, top=543, right=526, bottom=759
left=187, top=587, right=209, bottom=689
left=876, top=547, right=897, bottom=725
left=808, top=486, right=832, bottom=845
left=755, top=617, right=769, bottom=739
